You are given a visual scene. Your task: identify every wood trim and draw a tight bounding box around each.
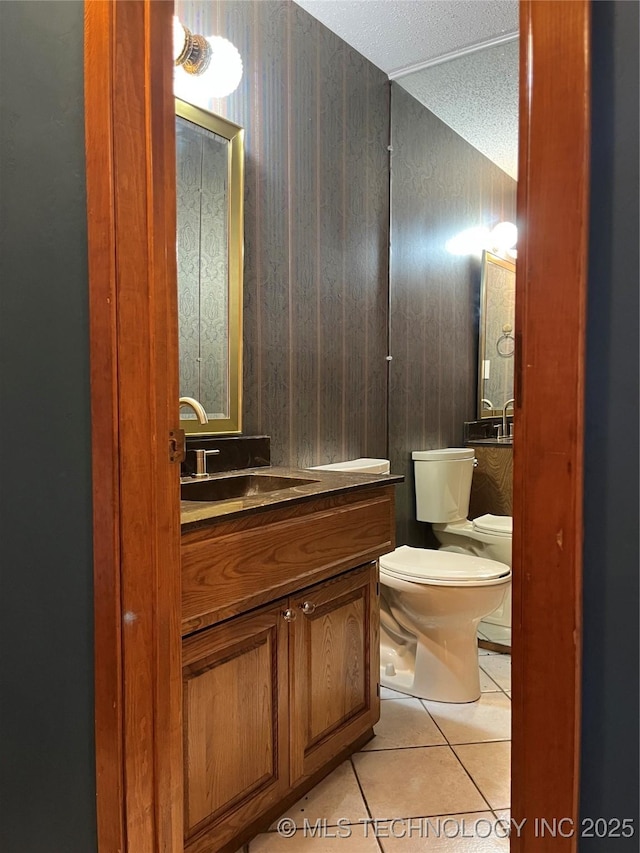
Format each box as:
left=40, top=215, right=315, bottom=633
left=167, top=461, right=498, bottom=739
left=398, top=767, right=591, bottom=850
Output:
left=85, top=2, right=182, bottom=851
left=511, top=2, right=590, bottom=849
left=85, top=1, right=124, bottom=848
left=478, top=638, right=511, bottom=656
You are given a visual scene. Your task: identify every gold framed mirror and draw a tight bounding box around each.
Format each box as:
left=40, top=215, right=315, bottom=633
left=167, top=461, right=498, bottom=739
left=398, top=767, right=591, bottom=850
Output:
left=175, top=99, right=244, bottom=434
left=477, top=251, right=516, bottom=418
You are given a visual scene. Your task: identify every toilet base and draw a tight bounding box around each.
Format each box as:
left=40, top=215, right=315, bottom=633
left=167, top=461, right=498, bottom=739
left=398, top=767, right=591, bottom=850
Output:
left=482, top=582, right=512, bottom=628
left=380, top=621, right=481, bottom=703
left=437, top=545, right=513, bottom=629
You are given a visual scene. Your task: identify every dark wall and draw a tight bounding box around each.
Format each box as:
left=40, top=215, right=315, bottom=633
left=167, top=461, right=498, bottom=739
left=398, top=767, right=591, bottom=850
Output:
left=0, top=3, right=96, bottom=852
left=389, top=84, right=517, bottom=545
left=178, top=0, right=390, bottom=467
left=580, top=1, right=639, bottom=846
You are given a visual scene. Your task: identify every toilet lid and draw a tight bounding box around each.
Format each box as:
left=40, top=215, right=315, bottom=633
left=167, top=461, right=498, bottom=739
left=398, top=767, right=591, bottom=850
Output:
left=473, top=514, right=513, bottom=536
left=379, top=546, right=510, bottom=584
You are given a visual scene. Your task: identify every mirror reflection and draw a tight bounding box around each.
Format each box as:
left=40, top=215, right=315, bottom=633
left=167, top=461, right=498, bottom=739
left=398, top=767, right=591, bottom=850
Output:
left=477, top=251, right=516, bottom=418
left=175, top=99, right=243, bottom=434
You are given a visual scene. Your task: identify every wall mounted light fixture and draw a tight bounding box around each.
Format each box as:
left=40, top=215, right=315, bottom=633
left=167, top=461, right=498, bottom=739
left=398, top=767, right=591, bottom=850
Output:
left=490, top=221, right=518, bottom=255
left=173, top=16, right=243, bottom=102
left=445, top=221, right=518, bottom=258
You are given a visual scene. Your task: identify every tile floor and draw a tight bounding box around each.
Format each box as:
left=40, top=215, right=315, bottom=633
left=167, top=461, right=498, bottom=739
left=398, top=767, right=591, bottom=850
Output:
left=243, top=646, right=512, bottom=852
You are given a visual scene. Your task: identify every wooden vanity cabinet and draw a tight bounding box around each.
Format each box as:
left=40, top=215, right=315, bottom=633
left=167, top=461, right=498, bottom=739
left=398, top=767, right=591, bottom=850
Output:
left=182, top=602, right=290, bottom=853
left=182, top=563, right=379, bottom=853
left=289, top=563, right=379, bottom=784
left=181, top=485, right=395, bottom=853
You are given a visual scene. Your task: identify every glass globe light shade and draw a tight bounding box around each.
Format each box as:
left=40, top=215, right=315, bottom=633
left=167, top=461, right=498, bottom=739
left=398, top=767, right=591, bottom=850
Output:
left=173, top=16, right=187, bottom=63
left=174, top=35, right=243, bottom=104
left=491, top=221, right=518, bottom=251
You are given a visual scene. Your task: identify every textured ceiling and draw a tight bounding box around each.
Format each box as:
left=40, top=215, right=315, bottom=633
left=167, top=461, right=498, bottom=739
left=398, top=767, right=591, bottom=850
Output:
left=399, top=39, right=519, bottom=178
left=295, top=0, right=519, bottom=178
left=294, top=0, right=518, bottom=75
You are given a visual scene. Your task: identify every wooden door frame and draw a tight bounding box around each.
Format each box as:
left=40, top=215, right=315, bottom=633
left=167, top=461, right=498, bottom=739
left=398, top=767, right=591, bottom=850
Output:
left=511, top=2, right=590, bottom=849
left=85, top=1, right=182, bottom=851
left=85, top=0, right=591, bottom=850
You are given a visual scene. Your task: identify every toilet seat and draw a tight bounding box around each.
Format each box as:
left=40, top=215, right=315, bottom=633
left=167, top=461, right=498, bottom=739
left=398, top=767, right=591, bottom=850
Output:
left=472, top=514, right=512, bottom=537
left=380, top=546, right=510, bottom=587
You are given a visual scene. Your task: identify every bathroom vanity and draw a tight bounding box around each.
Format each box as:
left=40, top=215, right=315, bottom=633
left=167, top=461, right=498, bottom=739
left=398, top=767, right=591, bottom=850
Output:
left=180, top=467, right=400, bottom=853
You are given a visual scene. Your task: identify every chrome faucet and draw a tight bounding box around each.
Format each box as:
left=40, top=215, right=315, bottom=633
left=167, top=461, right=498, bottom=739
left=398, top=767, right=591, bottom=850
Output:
left=502, top=398, right=515, bottom=439
left=193, top=448, right=220, bottom=477
left=179, top=396, right=209, bottom=425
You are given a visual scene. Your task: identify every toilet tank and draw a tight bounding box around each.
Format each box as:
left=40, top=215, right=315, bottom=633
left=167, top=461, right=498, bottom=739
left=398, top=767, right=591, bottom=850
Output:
left=412, top=448, right=475, bottom=523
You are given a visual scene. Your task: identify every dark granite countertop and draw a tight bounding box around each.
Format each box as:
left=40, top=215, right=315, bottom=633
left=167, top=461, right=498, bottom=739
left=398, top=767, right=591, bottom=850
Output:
left=466, top=438, right=513, bottom=447
left=180, top=465, right=403, bottom=530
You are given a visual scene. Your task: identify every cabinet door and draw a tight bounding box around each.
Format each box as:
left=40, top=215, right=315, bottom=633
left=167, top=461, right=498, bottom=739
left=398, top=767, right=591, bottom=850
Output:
left=182, top=602, right=289, bottom=853
left=289, top=563, right=380, bottom=784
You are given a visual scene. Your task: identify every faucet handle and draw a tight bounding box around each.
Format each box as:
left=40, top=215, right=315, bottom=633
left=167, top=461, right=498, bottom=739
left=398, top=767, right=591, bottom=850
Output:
left=194, top=448, right=221, bottom=477
left=494, top=424, right=503, bottom=439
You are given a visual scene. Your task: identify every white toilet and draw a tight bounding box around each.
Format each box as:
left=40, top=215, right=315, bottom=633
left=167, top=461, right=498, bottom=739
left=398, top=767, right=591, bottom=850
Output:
left=420, top=448, right=513, bottom=628
left=379, top=448, right=511, bottom=703
left=308, top=454, right=511, bottom=703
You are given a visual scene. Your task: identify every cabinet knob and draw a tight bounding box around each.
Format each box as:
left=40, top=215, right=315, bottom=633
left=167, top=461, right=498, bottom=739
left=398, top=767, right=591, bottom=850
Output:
left=283, top=608, right=297, bottom=622
left=300, top=601, right=316, bottom=615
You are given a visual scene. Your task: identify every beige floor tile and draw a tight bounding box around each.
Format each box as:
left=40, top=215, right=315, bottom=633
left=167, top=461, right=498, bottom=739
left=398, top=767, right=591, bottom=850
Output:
left=352, top=746, right=488, bottom=820
left=422, top=693, right=511, bottom=744
left=479, top=654, right=511, bottom=691
left=377, top=811, right=511, bottom=852
left=361, top=698, right=446, bottom=751
left=250, top=829, right=382, bottom=852
left=454, top=742, right=511, bottom=810
left=270, top=761, right=368, bottom=829
left=249, top=823, right=380, bottom=853
left=479, top=668, right=501, bottom=693
left=380, top=685, right=407, bottom=699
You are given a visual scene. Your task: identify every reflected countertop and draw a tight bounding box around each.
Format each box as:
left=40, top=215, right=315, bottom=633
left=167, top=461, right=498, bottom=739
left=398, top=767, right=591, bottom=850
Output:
left=466, top=438, right=513, bottom=447
left=180, top=465, right=403, bottom=531
left=464, top=417, right=514, bottom=447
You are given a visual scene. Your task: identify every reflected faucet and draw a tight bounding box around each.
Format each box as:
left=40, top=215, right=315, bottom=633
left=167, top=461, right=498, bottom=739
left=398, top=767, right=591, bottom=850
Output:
left=179, top=397, right=209, bottom=425
left=502, top=398, right=515, bottom=439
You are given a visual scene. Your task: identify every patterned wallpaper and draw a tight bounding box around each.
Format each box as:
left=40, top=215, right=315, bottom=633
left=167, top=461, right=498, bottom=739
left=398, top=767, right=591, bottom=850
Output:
left=389, top=84, right=517, bottom=545
left=176, top=0, right=390, bottom=466
left=174, top=3, right=516, bottom=547
left=176, top=118, right=229, bottom=417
